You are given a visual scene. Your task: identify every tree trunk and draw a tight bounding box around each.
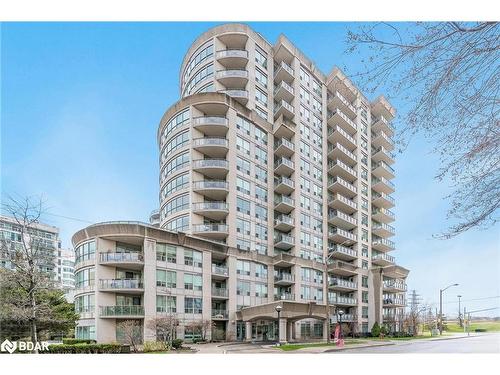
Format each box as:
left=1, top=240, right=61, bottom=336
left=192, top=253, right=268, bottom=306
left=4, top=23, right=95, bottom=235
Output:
left=30, top=291, right=39, bottom=353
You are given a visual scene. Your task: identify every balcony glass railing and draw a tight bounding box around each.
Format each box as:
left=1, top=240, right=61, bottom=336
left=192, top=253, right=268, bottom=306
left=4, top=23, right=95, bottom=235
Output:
left=192, top=159, right=229, bottom=169
left=275, top=273, right=295, bottom=282
left=328, top=176, right=357, bottom=193
left=192, top=116, right=228, bottom=126
left=193, top=137, right=229, bottom=147
left=193, top=224, right=228, bottom=233
left=329, top=193, right=357, bottom=209
left=372, top=253, right=395, bottom=263
left=383, top=280, right=407, bottom=291
left=274, top=176, right=295, bottom=189
left=274, top=100, right=294, bottom=114
left=372, top=207, right=395, bottom=219
left=328, top=210, right=357, bottom=225
left=216, top=49, right=248, bottom=59
left=274, top=137, right=295, bottom=151
left=100, top=252, right=143, bottom=263
left=328, top=125, right=357, bottom=145
left=192, top=202, right=229, bottom=211
left=215, top=69, right=248, bottom=79
left=372, top=222, right=395, bottom=234
left=275, top=61, right=294, bottom=76
left=329, top=296, right=357, bottom=305
left=275, top=157, right=294, bottom=169
left=328, top=159, right=357, bottom=176
left=328, top=143, right=357, bottom=161
left=100, top=305, right=144, bottom=316
left=212, top=264, right=229, bottom=276
left=275, top=215, right=294, bottom=226
left=373, top=237, right=395, bottom=249
left=275, top=195, right=295, bottom=206
left=330, top=278, right=357, bottom=289
left=329, top=244, right=357, bottom=258
left=212, top=287, right=229, bottom=297
left=372, top=192, right=395, bottom=205
left=329, top=91, right=356, bottom=114
left=193, top=180, right=229, bottom=190
left=274, top=293, right=295, bottom=301
left=274, top=81, right=294, bottom=95
left=275, top=233, right=295, bottom=244
left=99, top=279, right=143, bottom=289
left=372, top=176, right=395, bottom=189
left=211, top=309, right=229, bottom=318
left=372, top=160, right=395, bottom=174
left=328, top=227, right=357, bottom=241
left=328, top=108, right=357, bottom=130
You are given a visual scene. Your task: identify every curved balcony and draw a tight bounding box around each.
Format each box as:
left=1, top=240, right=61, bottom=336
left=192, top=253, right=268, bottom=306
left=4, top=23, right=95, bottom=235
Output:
left=99, top=252, right=144, bottom=270
left=216, top=49, right=248, bottom=69
left=215, top=69, right=248, bottom=87
left=193, top=180, right=229, bottom=200
left=328, top=193, right=357, bottom=214
left=372, top=131, right=394, bottom=151
left=193, top=137, right=229, bottom=158
left=192, top=223, right=229, bottom=241
left=274, top=176, right=295, bottom=195
left=329, top=295, right=358, bottom=306
left=99, top=279, right=144, bottom=294
left=192, top=159, right=229, bottom=179
left=193, top=116, right=229, bottom=137
left=328, top=176, right=357, bottom=198
left=372, top=192, right=395, bottom=209
left=99, top=305, right=144, bottom=318
left=328, top=108, right=357, bottom=135
left=372, top=253, right=395, bottom=266
left=328, top=209, right=357, bottom=230
left=327, top=125, right=357, bottom=150
left=383, top=280, right=407, bottom=292
left=328, top=159, right=357, bottom=182
left=192, top=202, right=229, bottom=221
left=328, top=244, right=358, bottom=261
left=218, top=89, right=249, bottom=105
left=372, top=176, right=395, bottom=195
left=372, top=161, right=395, bottom=180
left=329, top=278, right=358, bottom=291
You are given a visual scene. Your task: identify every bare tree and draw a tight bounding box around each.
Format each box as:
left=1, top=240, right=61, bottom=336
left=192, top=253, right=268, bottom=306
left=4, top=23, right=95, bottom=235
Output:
left=0, top=196, right=56, bottom=349
left=185, top=319, right=215, bottom=342
left=345, top=22, right=500, bottom=238
left=116, top=320, right=142, bottom=352
left=146, top=315, right=179, bottom=348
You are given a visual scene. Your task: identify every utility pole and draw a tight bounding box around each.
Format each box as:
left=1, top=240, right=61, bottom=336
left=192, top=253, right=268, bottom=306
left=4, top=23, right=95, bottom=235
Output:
left=457, top=295, right=462, bottom=327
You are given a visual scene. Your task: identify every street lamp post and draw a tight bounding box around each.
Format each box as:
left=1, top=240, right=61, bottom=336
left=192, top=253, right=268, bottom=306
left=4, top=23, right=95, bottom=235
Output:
left=439, top=283, right=459, bottom=335
left=275, top=305, right=282, bottom=346
left=457, top=295, right=462, bottom=327
left=338, top=309, right=344, bottom=342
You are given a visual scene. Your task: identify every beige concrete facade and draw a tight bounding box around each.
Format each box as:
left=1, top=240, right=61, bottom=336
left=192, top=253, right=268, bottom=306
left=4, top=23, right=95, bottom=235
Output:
left=73, top=23, right=409, bottom=344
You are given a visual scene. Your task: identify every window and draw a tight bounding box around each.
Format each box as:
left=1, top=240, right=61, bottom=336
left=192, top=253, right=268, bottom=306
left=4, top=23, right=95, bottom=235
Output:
left=237, top=260, right=251, bottom=275
left=255, top=263, right=268, bottom=278
left=183, top=42, right=213, bottom=82
left=255, top=283, right=268, bottom=298
left=312, top=97, right=322, bottom=113
left=255, top=185, right=267, bottom=201
left=156, top=269, right=176, bottom=288
left=237, top=177, right=251, bottom=195
left=255, top=243, right=267, bottom=255
left=185, top=249, right=203, bottom=267
left=157, top=295, right=177, bottom=313
left=161, top=109, right=189, bottom=141
left=362, top=214, right=368, bottom=227
left=255, top=47, right=267, bottom=68
left=162, top=152, right=189, bottom=180
left=255, top=165, right=267, bottom=182
left=300, top=67, right=310, bottom=85
left=75, top=294, right=94, bottom=313
left=255, top=69, right=268, bottom=88
left=361, top=183, right=368, bottom=197
left=237, top=197, right=251, bottom=215
left=236, top=238, right=251, bottom=251
left=156, top=244, right=177, bottom=262
left=254, top=126, right=268, bottom=145
left=255, top=89, right=268, bottom=107
left=161, top=131, right=189, bottom=162
left=362, top=229, right=369, bottom=242
left=74, top=267, right=94, bottom=288
left=300, top=105, right=310, bottom=121
left=301, top=268, right=312, bottom=282
left=300, top=87, right=310, bottom=103
left=255, top=223, right=268, bottom=240
left=361, top=198, right=368, bottom=211
left=361, top=152, right=368, bottom=166
left=76, top=325, right=95, bottom=340
left=237, top=280, right=251, bottom=296
left=312, top=79, right=322, bottom=97
left=255, top=146, right=267, bottom=164
left=184, top=297, right=202, bottom=314
left=301, top=286, right=311, bottom=300
left=300, top=141, right=310, bottom=157
left=184, top=64, right=214, bottom=95
left=75, top=241, right=95, bottom=264
left=164, top=194, right=189, bottom=216
left=255, top=204, right=267, bottom=220
left=162, top=173, right=189, bottom=198
left=236, top=218, right=251, bottom=235
left=165, top=215, right=189, bottom=232
left=361, top=167, right=368, bottom=181
left=184, top=273, right=202, bottom=291
left=362, top=260, right=368, bottom=269
left=236, top=136, right=250, bottom=155
left=237, top=157, right=251, bottom=175
left=362, top=306, right=369, bottom=318
left=237, top=116, right=251, bottom=135
left=362, top=276, right=368, bottom=288
left=362, top=291, right=369, bottom=303
left=362, top=246, right=368, bottom=258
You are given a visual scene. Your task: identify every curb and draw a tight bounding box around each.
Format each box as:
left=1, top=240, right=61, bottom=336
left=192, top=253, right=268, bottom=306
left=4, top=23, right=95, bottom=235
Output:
left=323, top=342, right=395, bottom=353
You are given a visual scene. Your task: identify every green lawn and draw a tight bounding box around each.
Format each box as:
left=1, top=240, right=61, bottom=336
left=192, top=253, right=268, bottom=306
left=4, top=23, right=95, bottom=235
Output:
left=277, top=340, right=364, bottom=351
left=445, top=320, right=500, bottom=333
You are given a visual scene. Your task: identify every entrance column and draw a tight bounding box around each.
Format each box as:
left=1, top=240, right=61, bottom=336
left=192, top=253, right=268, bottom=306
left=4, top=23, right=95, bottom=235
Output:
left=245, top=321, right=252, bottom=342
left=323, top=319, right=329, bottom=341
left=287, top=321, right=293, bottom=343
left=279, top=318, right=287, bottom=344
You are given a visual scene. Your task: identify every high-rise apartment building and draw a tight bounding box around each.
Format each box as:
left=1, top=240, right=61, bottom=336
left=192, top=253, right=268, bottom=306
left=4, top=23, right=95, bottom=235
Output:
left=72, top=23, right=408, bottom=343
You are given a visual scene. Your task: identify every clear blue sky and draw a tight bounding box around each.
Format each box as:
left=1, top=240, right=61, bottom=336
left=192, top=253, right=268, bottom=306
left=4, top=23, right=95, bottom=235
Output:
left=1, top=22, right=499, bottom=316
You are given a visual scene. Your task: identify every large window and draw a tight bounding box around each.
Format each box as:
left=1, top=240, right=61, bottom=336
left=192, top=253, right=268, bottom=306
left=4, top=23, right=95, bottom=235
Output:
left=164, top=194, right=189, bottom=216
left=236, top=177, right=251, bottom=195
left=183, top=42, right=213, bottom=83
left=156, top=295, right=177, bottom=313
left=184, top=297, right=202, bottom=314
left=161, top=109, right=189, bottom=141
left=236, top=197, right=251, bottom=215
left=156, top=244, right=177, bottom=263
left=161, top=131, right=189, bottom=162
left=156, top=269, right=176, bottom=288
left=237, top=156, right=251, bottom=175
left=76, top=325, right=95, bottom=340
left=255, top=47, right=267, bottom=69
left=75, top=241, right=95, bottom=264
left=75, top=267, right=94, bottom=288
left=237, top=280, right=250, bottom=296
left=255, top=263, right=268, bottom=279
left=75, top=294, right=94, bottom=313
left=236, top=136, right=250, bottom=155
left=184, top=249, right=202, bottom=267
left=184, top=273, right=202, bottom=291
left=236, top=218, right=251, bottom=235
left=165, top=215, right=189, bottom=232
left=236, top=260, right=251, bottom=275
left=162, top=173, right=189, bottom=199
left=184, top=64, right=214, bottom=96
left=161, top=152, right=189, bottom=180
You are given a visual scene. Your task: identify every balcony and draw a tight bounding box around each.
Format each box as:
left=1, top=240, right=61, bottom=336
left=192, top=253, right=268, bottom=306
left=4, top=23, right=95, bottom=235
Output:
left=274, top=61, right=294, bottom=83
left=372, top=207, right=395, bottom=223
left=273, top=252, right=295, bottom=267
left=328, top=159, right=357, bottom=181
left=274, top=195, right=295, bottom=214
left=212, top=287, right=229, bottom=298
left=383, top=296, right=406, bottom=307
left=372, top=131, right=394, bottom=151
left=192, top=159, right=229, bottom=179
left=372, top=116, right=394, bottom=137
left=372, top=222, right=395, bottom=238
left=383, top=280, right=407, bottom=292
left=371, top=96, right=395, bottom=121
left=274, top=81, right=295, bottom=102
left=331, top=314, right=357, bottom=323
left=372, top=192, right=395, bottom=209
left=328, top=210, right=357, bottom=230
left=274, top=157, right=295, bottom=177
left=274, top=137, right=295, bottom=158
left=329, top=278, right=358, bottom=291
left=372, top=146, right=395, bottom=165
left=327, top=125, right=357, bottom=150
left=328, top=176, right=357, bottom=198
left=329, top=295, right=358, bottom=306
left=99, top=279, right=144, bottom=293
left=192, top=137, right=229, bottom=158
left=372, top=237, right=395, bottom=252
left=193, top=180, right=229, bottom=200
left=274, top=273, right=295, bottom=285
left=372, top=161, right=395, bottom=180
left=274, top=176, right=295, bottom=195
left=328, top=91, right=357, bottom=119
left=328, top=193, right=357, bottom=214
left=274, top=293, right=295, bottom=301
left=371, top=253, right=395, bottom=266
left=327, top=260, right=358, bottom=276
left=328, top=227, right=357, bottom=244
left=328, top=142, right=357, bottom=165
left=192, top=202, right=229, bottom=221
left=193, top=116, right=229, bottom=136
left=328, top=108, right=357, bottom=135
left=328, top=244, right=358, bottom=261
left=212, top=309, right=229, bottom=320
left=274, top=214, right=295, bottom=232
left=216, top=49, right=248, bottom=69
left=215, top=69, right=248, bottom=87
left=211, top=264, right=229, bottom=279
left=99, top=252, right=144, bottom=270
left=218, top=89, right=249, bottom=105
left=274, top=99, right=294, bottom=120
left=100, top=305, right=144, bottom=318
left=192, top=224, right=228, bottom=240
left=273, top=115, right=295, bottom=140
left=372, top=176, right=395, bottom=195
left=274, top=233, right=295, bottom=250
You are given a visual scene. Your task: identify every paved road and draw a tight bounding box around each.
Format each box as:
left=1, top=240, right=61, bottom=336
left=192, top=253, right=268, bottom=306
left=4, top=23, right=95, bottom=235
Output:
left=334, top=333, right=500, bottom=353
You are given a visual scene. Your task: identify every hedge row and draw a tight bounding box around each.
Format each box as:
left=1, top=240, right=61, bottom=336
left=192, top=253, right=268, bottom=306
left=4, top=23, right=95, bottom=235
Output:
left=45, top=343, right=124, bottom=354
left=62, top=338, right=97, bottom=345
